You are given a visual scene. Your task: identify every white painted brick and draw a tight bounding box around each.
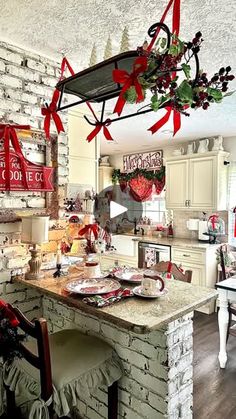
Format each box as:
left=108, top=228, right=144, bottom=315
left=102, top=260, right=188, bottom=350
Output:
left=74, top=311, right=100, bottom=333
left=129, top=337, right=160, bottom=359
left=116, top=346, right=148, bottom=371
left=5, top=291, right=26, bottom=304
left=0, top=61, right=5, bottom=72
left=5, top=64, right=40, bottom=83
left=5, top=281, right=27, bottom=293
left=130, top=366, right=167, bottom=398
left=41, top=75, right=58, bottom=88
left=26, top=59, right=46, bottom=74
left=58, top=144, right=69, bottom=155
left=0, top=270, right=11, bottom=282
left=27, top=197, right=46, bottom=208
left=0, top=283, right=4, bottom=294
left=0, top=47, right=23, bottom=65
left=17, top=298, right=42, bottom=314
left=0, top=222, right=21, bottom=233
left=0, top=198, right=27, bottom=209
left=130, top=396, right=164, bottom=419
left=5, top=88, right=38, bottom=105
left=7, top=257, right=29, bottom=269
left=148, top=391, right=167, bottom=415
left=100, top=322, right=130, bottom=347
left=120, top=376, right=149, bottom=403
left=0, top=74, right=22, bottom=89
left=0, top=98, right=21, bottom=112
left=53, top=302, right=75, bottom=321
left=119, top=402, right=144, bottom=419
left=45, top=65, right=56, bottom=76
left=1, top=245, right=27, bottom=257
left=0, top=258, right=4, bottom=270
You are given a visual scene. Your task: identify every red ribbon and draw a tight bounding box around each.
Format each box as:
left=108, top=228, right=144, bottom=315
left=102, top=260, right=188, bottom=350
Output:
left=0, top=124, right=30, bottom=191
left=41, top=89, right=65, bottom=139
left=79, top=224, right=99, bottom=240
left=148, top=106, right=181, bottom=136
left=0, top=300, right=19, bottom=327
left=209, top=214, right=218, bottom=231
left=112, top=56, right=148, bottom=115
left=233, top=207, right=236, bottom=237
left=41, top=57, right=75, bottom=139
left=147, top=0, right=183, bottom=136
left=86, top=102, right=113, bottom=142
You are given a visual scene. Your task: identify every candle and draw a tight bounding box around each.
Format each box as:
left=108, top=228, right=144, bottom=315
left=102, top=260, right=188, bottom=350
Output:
left=57, top=249, right=62, bottom=265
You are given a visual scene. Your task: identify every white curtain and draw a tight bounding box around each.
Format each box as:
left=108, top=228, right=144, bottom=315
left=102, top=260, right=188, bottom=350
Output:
left=228, top=162, right=236, bottom=246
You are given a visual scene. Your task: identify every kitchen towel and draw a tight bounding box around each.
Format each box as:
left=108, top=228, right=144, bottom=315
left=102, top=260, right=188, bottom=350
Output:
left=83, top=288, right=133, bottom=307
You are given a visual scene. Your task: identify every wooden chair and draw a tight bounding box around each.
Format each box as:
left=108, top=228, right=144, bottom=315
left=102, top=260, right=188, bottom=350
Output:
left=219, top=244, right=236, bottom=341
left=2, top=303, right=121, bottom=419
left=150, top=261, right=192, bottom=283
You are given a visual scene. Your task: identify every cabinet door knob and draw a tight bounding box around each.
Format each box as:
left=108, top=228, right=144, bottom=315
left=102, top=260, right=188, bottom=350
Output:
left=183, top=254, right=191, bottom=257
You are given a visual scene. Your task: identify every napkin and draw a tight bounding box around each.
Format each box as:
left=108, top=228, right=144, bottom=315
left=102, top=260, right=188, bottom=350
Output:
left=82, top=288, right=133, bottom=307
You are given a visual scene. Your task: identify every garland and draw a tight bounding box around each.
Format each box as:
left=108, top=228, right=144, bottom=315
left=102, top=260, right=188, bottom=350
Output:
left=112, top=166, right=165, bottom=184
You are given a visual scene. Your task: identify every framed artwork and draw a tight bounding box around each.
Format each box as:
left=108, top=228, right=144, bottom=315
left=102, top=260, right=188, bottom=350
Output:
left=123, top=150, right=163, bottom=172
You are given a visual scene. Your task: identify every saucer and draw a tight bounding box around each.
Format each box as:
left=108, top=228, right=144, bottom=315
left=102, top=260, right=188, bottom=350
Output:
left=133, top=286, right=168, bottom=299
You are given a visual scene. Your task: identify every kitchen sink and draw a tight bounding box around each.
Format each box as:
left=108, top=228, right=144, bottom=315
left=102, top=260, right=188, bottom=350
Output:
left=111, top=234, right=139, bottom=257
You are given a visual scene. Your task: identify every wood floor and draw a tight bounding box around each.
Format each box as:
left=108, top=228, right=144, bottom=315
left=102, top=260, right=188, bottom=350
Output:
left=193, top=312, right=236, bottom=419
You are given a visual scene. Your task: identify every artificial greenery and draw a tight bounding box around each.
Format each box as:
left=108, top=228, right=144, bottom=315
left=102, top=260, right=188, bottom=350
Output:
left=112, top=166, right=165, bottom=184
left=125, top=32, right=234, bottom=116
left=0, top=304, right=26, bottom=362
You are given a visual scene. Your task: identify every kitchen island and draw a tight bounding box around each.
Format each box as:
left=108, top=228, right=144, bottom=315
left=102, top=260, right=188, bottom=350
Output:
left=13, top=272, right=217, bottom=419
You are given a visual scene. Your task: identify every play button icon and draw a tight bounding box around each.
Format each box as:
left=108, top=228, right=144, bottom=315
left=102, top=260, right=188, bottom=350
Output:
left=110, top=201, right=127, bottom=219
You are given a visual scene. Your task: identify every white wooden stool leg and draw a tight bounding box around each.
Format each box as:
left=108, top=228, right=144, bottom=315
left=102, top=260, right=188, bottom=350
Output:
left=218, top=289, right=229, bottom=369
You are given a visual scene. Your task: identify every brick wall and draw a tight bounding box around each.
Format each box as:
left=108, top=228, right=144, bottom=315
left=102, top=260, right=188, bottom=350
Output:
left=43, top=297, right=193, bottom=419
left=0, top=41, right=69, bottom=319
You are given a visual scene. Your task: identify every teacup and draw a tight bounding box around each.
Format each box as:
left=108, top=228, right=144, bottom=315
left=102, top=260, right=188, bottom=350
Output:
left=141, top=275, right=165, bottom=295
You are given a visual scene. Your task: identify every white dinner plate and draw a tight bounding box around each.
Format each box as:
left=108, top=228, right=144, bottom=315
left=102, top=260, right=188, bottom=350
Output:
left=65, top=278, right=121, bottom=295
left=133, top=286, right=168, bottom=299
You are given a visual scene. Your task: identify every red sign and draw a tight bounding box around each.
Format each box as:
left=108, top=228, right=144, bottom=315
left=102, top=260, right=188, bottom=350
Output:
left=0, top=151, right=54, bottom=191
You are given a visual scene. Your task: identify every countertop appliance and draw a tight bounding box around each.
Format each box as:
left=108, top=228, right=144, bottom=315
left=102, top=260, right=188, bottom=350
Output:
left=198, top=220, right=209, bottom=242
left=138, top=241, right=171, bottom=268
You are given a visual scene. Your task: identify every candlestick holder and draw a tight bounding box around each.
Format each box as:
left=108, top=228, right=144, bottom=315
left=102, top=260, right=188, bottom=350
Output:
left=53, top=263, right=62, bottom=278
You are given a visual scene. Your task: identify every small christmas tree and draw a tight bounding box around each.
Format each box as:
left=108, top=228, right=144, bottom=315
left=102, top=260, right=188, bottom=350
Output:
left=104, top=36, right=113, bottom=60
left=89, top=44, right=97, bottom=67
left=120, top=27, right=130, bottom=53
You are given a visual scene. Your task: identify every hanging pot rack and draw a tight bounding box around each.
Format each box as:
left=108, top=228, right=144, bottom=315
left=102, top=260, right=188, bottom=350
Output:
left=56, top=22, right=200, bottom=128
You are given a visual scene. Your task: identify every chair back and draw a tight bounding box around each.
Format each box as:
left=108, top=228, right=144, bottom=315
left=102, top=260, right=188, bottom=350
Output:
left=219, top=244, right=227, bottom=281
left=5, top=303, right=53, bottom=403
left=152, top=261, right=192, bottom=283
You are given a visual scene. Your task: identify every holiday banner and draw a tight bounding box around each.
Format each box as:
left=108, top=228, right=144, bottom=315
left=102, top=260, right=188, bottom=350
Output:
left=123, top=150, right=163, bottom=172
left=0, top=151, right=54, bottom=191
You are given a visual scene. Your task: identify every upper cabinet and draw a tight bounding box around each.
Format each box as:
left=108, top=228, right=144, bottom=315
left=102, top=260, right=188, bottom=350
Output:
left=165, top=151, right=229, bottom=211
left=68, top=107, right=100, bottom=191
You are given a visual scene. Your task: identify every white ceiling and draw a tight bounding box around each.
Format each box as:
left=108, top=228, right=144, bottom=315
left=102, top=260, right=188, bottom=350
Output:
left=0, top=0, right=236, bottom=154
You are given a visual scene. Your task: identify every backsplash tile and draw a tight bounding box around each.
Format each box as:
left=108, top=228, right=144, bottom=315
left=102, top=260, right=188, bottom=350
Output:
left=173, top=210, right=228, bottom=240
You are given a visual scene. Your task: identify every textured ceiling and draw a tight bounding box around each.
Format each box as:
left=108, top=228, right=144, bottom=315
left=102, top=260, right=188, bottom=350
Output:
left=0, top=0, right=236, bottom=154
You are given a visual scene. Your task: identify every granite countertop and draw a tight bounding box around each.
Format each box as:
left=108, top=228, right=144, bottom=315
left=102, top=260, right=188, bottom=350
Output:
left=122, top=233, right=221, bottom=250
left=13, top=270, right=217, bottom=334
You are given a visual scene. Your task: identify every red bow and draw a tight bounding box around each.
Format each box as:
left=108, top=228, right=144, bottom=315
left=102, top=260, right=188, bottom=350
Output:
left=79, top=224, right=99, bottom=240
left=148, top=106, right=181, bottom=136
left=41, top=89, right=65, bottom=139
left=0, top=300, right=19, bottom=327
left=209, top=214, right=219, bottom=230
left=86, top=102, right=113, bottom=142
left=113, top=56, right=148, bottom=115
left=41, top=57, right=75, bottom=139
left=0, top=124, right=30, bottom=191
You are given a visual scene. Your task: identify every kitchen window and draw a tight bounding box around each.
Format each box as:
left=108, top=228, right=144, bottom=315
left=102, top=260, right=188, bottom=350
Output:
left=228, top=161, right=236, bottom=247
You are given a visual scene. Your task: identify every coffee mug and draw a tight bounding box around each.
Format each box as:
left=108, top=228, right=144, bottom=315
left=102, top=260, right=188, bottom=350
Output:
left=142, top=275, right=165, bottom=295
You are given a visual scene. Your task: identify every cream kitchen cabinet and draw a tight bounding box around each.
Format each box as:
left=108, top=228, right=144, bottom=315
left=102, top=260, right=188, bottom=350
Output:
left=165, top=151, right=229, bottom=211
left=98, top=166, right=113, bottom=192
left=172, top=245, right=219, bottom=314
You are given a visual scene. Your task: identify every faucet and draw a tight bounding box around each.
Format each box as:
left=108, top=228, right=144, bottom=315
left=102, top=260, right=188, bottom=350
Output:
left=122, top=216, right=140, bottom=235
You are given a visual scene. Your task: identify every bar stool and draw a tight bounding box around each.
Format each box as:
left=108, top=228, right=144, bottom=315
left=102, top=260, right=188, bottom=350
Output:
left=2, top=302, right=122, bottom=418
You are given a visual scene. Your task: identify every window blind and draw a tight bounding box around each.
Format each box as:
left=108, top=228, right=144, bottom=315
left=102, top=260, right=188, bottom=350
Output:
left=228, top=162, right=236, bottom=246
